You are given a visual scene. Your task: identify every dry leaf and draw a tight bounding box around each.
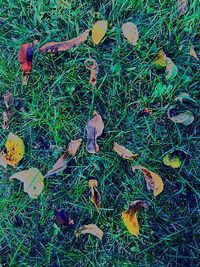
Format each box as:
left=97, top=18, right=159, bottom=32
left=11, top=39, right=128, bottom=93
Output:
left=39, top=29, right=90, bottom=53
left=92, top=20, right=108, bottom=45
left=189, top=44, right=199, bottom=61
left=122, top=22, right=139, bottom=46
left=89, top=179, right=101, bottom=211
left=132, top=165, right=164, bottom=196
left=18, top=43, right=34, bottom=85
left=5, top=133, right=25, bottom=166
left=167, top=106, right=194, bottom=126
left=9, top=168, right=44, bottom=198
left=140, top=108, right=153, bottom=116
left=166, top=57, right=178, bottom=79
left=84, top=58, right=99, bottom=86
left=152, top=50, right=167, bottom=68
left=2, top=110, right=15, bottom=130
left=75, top=224, right=103, bottom=240
left=175, top=92, right=190, bottom=102
left=177, top=0, right=188, bottom=15
left=113, top=142, right=139, bottom=160
left=86, top=111, right=104, bottom=153
left=45, top=138, right=82, bottom=177
left=0, top=151, right=7, bottom=168
left=122, top=200, right=147, bottom=236
left=4, top=91, right=14, bottom=109
left=54, top=209, right=74, bottom=226
left=163, top=153, right=181, bottom=168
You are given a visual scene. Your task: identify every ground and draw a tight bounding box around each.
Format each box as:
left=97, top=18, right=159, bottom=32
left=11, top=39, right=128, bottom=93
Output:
left=0, top=0, right=200, bottom=266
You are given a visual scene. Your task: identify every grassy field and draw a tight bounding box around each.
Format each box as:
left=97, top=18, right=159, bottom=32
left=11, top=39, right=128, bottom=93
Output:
left=0, top=0, right=200, bottom=266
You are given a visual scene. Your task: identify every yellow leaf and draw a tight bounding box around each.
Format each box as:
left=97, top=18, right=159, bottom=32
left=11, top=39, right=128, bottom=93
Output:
left=152, top=50, right=167, bottom=68
left=165, top=57, right=178, bottom=79
left=92, top=20, right=108, bottom=45
left=5, top=133, right=25, bottom=166
left=88, top=179, right=101, bottom=211
left=132, top=165, right=164, bottom=197
left=122, top=22, right=139, bottom=46
left=9, top=168, right=44, bottom=198
left=163, top=153, right=181, bottom=168
left=75, top=224, right=103, bottom=240
left=113, top=142, right=139, bottom=160
left=122, top=200, right=147, bottom=236
left=190, top=44, right=199, bottom=61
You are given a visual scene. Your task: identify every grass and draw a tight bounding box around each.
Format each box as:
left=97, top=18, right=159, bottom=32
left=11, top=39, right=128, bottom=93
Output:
left=0, top=0, right=200, bottom=266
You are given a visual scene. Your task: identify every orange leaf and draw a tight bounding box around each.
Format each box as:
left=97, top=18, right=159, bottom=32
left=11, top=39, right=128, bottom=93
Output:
left=39, top=29, right=90, bottom=53
left=189, top=44, right=199, bottom=61
left=86, top=111, right=104, bottom=153
left=89, top=179, right=101, bottom=211
left=113, top=142, right=139, bottom=160
left=140, top=108, right=153, bottom=116
left=18, top=43, right=34, bottom=85
left=132, top=165, right=164, bottom=196
left=122, top=200, right=147, bottom=236
left=45, top=139, right=82, bottom=177
left=84, top=58, right=99, bottom=86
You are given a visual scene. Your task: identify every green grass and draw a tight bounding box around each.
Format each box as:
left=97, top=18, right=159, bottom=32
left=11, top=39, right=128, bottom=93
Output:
left=0, top=0, right=200, bottom=266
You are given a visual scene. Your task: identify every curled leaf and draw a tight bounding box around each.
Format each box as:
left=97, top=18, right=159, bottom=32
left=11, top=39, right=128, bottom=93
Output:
left=18, top=43, right=34, bottom=85
left=139, top=108, right=153, bottom=116
left=122, top=200, right=147, bottom=236
left=163, top=153, right=181, bottom=168
left=45, top=139, right=82, bottom=177
left=84, top=58, right=99, bottom=86
left=166, top=57, right=178, bottom=79
left=167, top=106, right=194, bottom=126
left=4, top=91, right=14, bottom=109
left=75, top=224, right=103, bottom=240
left=152, top=50, right=167, bottom=68
left=5, top=133, right=25, bottom=166
left=39, top=29, right=90, bottom=53
left=54, top=209, right=74, bottom=226
left=9, top=168, right=44, bottom=198
left=89, top=179, right=101, bottom=211
left=132, top=165, right=164, bottom=197
left=189, top=44, right=199, bottom=61
left=175, top=92, right=190, bottom=102
left=86, top=111, right=104, bottom=153
left=92, top=20, right=108, bottom=45
left=177, top=0, right=188, bottom=15
left=122, top=22, right=139, bottom=46
left=113, top=142, right=139, bottom=160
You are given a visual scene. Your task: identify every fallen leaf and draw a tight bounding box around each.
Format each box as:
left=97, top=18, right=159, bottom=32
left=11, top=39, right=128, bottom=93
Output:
left=0, top=151, right=7, bottom=168
left=167, top=106, right=194, bottom=126
left=92, top=20, right=108, bottom=45
left=140, top=108, right=153, bottom=116
left=9, top=168, right=44, bottom=198
left=175, top=92, right=190, bottom=102
left=89, top=179, right=101, bottom=211
left=163, top=153, right=181, bottom=168
left=122, top=200, right=147, bottom=236
left=189, top=44, right=199, bottom=61
left=54, top=209, right=74, bottom=226
left=86, top=111, right=104, bottom=153
left=122, top=22, right=139, bottom=46
left=177, top=0, right=188, bottom=15
left=2, top=110, right=15, bottom=130
left=5, top=133, right=25, bottom=166
left=113, top=142, right=139, bottom=160
left=166, top=57, right=178, bottom=79
left=18, top=43, right=34, bottom=85
left=75, top=224, right=103, bottom=240
left=4, top=91, right=14, bottom=109
left=132, top=165, right=164, bottom=196
left=39, top=29, right=90, bottom=53
left=45, top=138, right=82, bottom=177
left=84, top=58, right=99, bottom=86
left=152, top=50, right=167, bottom=68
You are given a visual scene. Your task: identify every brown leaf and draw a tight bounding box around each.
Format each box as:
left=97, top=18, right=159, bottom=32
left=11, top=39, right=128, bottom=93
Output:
left=167, top=106, right=194, bottom=126
left=54, top=209, right=74, bottom=226
left=75, top=224, right=103, bottom=240
left=189, top=44, right=199, bottom=61
left=2, top=110, right=15, bottom=130
left=122, top=200, right=147, bottom=236
left=122, top=22, right=139, bottom=46
left=39, top=29, right=90, bottom=54
left=89, top=179, right=101, bottom=211
left=84, top=58, right=99, bottom=86
left=0, top=151, right=7, bottom=168
left=18, top=43, right=34, bottom=85
left=113, top=142, right=139, bottom=160
left=140, top=108, right=153, bottom=116
left=45, top=139, right=82, bottom=177
left=132, top=165, right=164, bottom=196
left=4, top=91, right=14, bottom=109
left=177, top=0, right=188, bottom=16
left=86, top=111, right=104, bottom=153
